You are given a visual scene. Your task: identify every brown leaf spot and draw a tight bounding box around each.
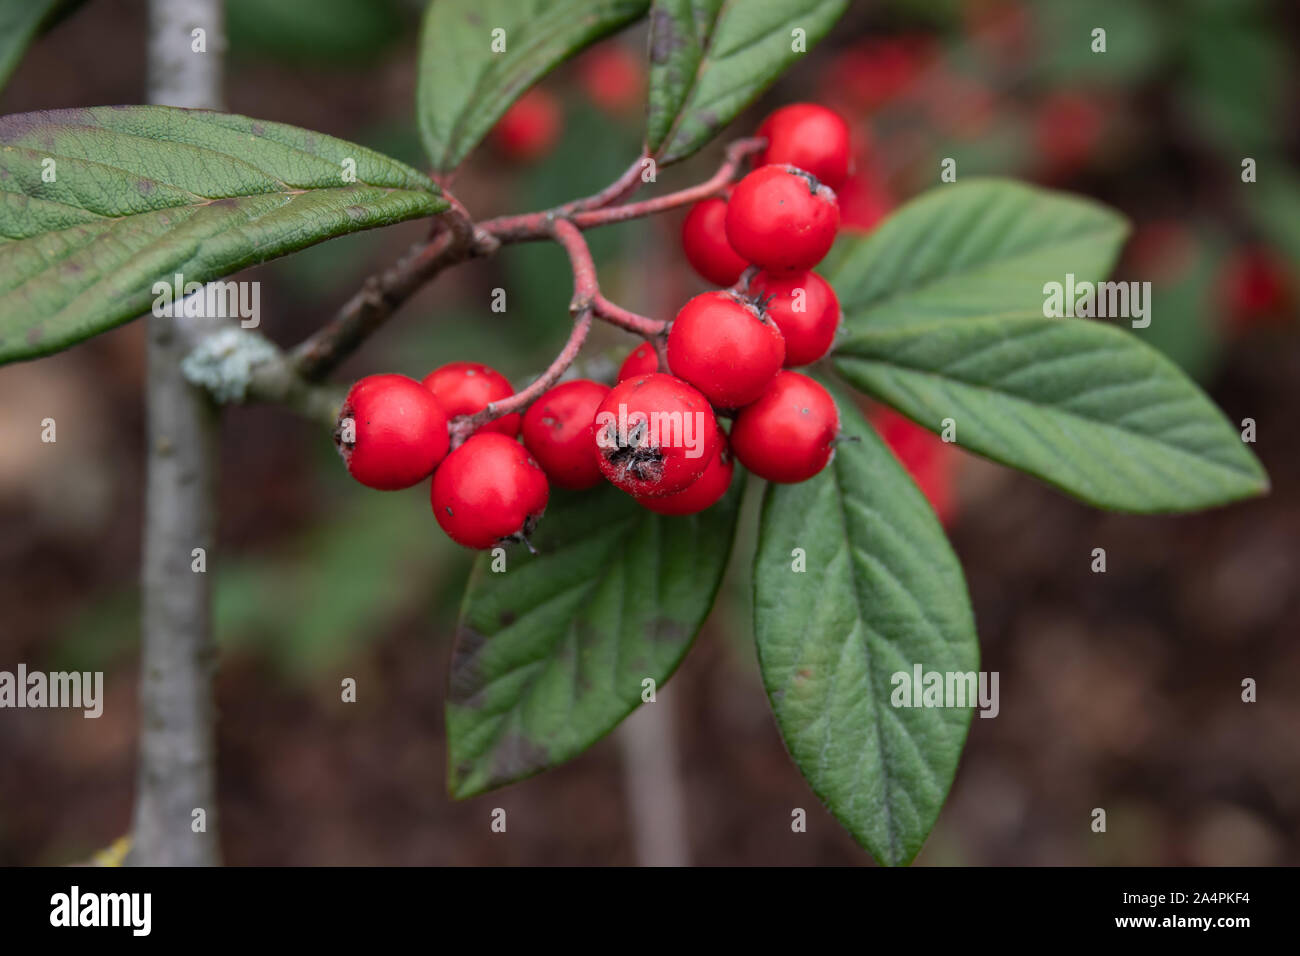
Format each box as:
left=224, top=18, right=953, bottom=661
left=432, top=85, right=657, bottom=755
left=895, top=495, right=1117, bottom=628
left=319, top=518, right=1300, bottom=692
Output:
left=647, top=616, right=688, bottom=644
left=447, top=625, right=489, bottom=706
left=490, top=733, right=551, bottom=784
left=649, top=7, right=684, bottom=65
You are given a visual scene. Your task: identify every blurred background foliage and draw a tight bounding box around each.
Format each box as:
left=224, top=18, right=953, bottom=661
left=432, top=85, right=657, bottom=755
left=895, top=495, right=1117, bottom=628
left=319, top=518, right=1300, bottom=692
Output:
left=0, top=0, right=1295, bottom=865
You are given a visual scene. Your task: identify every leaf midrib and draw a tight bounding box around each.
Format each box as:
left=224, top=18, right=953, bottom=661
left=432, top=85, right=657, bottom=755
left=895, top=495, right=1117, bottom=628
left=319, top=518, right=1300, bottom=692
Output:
left=835, top=218, right=1125, bottom=321
left=835, top=336, right=1260, bottom=487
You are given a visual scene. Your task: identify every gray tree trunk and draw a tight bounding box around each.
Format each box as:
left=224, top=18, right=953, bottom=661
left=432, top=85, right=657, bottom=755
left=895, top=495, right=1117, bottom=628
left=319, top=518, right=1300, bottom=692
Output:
left=129, top=0, right=225, bottom=867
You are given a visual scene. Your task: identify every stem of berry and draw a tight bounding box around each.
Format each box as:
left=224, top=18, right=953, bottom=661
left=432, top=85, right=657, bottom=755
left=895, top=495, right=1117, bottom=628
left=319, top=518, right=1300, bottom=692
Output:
left=290, top=205, right=490, bottom=382
left=560, top=152, right=650, bottom=213
left=478, top=137, right=766, bottom=241
left=204, top=138, right=763, bottom=422
left=731, top=265, right=760, bottom=294
left=447, top=218, right=600, bottom=446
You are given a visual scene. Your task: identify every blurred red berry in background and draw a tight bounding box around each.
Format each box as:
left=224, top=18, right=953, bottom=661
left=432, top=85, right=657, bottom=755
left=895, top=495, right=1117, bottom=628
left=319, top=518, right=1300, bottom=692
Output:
left=491, top=88, right=562, bottom=163
left=1218, top=247, right=1295, bottom=330
left=1035, top=91, right=1105, bottom=176
left=870, top=406, right=959, bottom=527
left=820, top=36, right=936, bottom=114
left=577, top=44, right=644, bottom=115
left=925, top=70, right=996, bottom=140
left=1126, top=220, right=1199, bottom=285
left=837, top=168, right=894, bottom=232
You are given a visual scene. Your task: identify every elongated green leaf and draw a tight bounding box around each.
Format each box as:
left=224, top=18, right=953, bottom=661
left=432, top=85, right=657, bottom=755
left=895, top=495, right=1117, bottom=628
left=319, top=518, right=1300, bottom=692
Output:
left=0, top=0, right=84, bottom=93
left=754, top=389, right=978, bottom=866
left=645, top=0, right=847, bottom=164
left=417, top=0, right=649, bottom=173
left=836, top=316, right=1267, bottom=511
left=0, top=106, right=446, bottom=365
left=822, top=178, right=1129, bottom=333
left=825, top=179, right=1267, bottom=512
left=448, top=476, right=743, bottom=798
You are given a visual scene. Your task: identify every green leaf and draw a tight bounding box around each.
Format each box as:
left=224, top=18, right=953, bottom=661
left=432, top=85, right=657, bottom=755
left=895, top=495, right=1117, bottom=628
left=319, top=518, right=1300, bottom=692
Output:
left=754, top=388, right=978, bottom=866
left=837, top=316, right=1267, bottom=512
left=447, top=476, right=744, bottom=799
left=826, top=179, right=1267, bottom=512
left=417, top=0, right=649, bottom=173
left=0, top=106, right=446, bottom=365
left=645, top=0, right=848, bottom=164
left=0, top=0, right=85, bottom=93
left=822, top=178, right=1129, bottom=333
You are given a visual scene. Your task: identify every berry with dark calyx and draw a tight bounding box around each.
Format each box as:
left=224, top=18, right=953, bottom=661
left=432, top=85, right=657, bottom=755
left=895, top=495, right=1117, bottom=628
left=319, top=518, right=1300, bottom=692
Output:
left=681, top=195, right=749, bottom=286
left=617, top=341, right=660, bottom=381
left=748, top=270, right=840, bottom=367
left=592, top=373, right=721, bottom=497
left=431, top=433, right=549, bottom=549
left=521, top=379, right=610, bottom=490
left=667, top=290, right=785, bottom=408
left=335, top=374, right=449, bottom=491
left=757, top=103, right=852, bottom=190
left=421, top=361, right=521, bottom=437
left=490, top=87, right=562, bottom=163
left=636, top=439, right=734, bottom=516
left=731, top=371, right=839, bottom=483
left=725, top=164, right=840, bottom=273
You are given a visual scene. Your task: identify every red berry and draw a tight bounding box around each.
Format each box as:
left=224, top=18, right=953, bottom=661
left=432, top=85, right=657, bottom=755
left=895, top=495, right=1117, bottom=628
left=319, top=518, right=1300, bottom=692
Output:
left=757, top=103, right=853, bottom=190
left=578, top=44, right=644, bottom=115
left=637, top=439, right=734, bottom=516
left=726, top=165, right=840, bottom=273
left=681, top=196, right=749, bottom=286
left=731, top=371, right=838, bottom=483
left=421, top=361, right=521, bottom=437
left=491, top=88, right=562, bottom=163
left=431, top=433, right=549, bottom=549
left=667, top=290, right=785, bottom=408
left=521, top=379, right=610, bottom=490
left=335, top=374, right=449, bottom=491
left=592, top=373, right=721, bottom=497
left=748, top=270, right=840, bottom=366
left=617, top=342, right=660, bottom=381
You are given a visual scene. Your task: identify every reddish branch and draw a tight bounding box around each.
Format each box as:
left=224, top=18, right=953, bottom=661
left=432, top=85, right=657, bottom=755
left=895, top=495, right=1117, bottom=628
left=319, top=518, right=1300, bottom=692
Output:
left=448, top=218, right=602, bottom=445
left=560, top=152, right=651, bottom=213
left=479, top=137, right=765, bottom=241
left=279, top=136, right=766, bottom=417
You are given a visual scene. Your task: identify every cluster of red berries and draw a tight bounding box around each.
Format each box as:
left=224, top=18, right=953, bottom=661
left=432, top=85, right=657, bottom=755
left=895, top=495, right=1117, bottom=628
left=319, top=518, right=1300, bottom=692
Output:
left=337, top=103, right=854, bottom=551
